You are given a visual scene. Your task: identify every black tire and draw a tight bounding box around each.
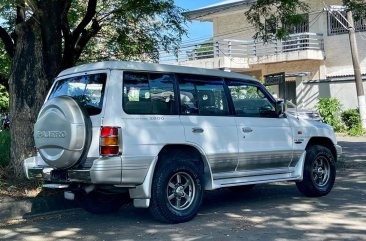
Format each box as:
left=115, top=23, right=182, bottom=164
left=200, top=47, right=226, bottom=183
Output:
left=296, top=145, right=336, bottom=197
left=228, top=184, right=255, bottom=192
left=78, top=191, right=128, bottom=214
left=149, top=159, right=203, bottom=223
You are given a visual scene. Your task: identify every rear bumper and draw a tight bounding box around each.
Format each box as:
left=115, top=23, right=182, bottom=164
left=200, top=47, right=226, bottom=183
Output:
left=23, top=155, right=154, bottom=186
left=23, top=156, right=122, bottom=184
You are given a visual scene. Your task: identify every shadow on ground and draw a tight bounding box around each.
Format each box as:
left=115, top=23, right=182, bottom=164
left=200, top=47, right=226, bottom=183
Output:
left=1, top=166, right=365, bottom=241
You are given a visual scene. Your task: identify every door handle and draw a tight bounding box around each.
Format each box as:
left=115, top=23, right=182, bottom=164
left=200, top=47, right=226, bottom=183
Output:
left=192, top=127, right=204, bottom=133
left=242, top=127, right=253, bottom=133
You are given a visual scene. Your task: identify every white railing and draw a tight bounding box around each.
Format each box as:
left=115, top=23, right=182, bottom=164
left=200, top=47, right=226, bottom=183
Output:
left=159, top=32, right=324, bottom=64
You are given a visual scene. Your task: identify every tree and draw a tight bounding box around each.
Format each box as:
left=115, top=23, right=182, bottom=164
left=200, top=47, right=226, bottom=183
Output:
left=0, top=0, right=186, bottom=177
left=246, top=0, right=309, bottom=42
left=246, top=0, right=366, bottom=41
left=0, top=84, right=8, bottom=112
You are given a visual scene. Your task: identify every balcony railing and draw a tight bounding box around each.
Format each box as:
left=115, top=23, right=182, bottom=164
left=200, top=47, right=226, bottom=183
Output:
left=159, top=32, right=324, bottom=64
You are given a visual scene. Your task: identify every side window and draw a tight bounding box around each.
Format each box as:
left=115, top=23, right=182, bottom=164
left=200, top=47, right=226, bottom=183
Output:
left=178, top=75, right=229, bottom=116
left=49, top=73, right=107, bottom=116
left=123, top=72, right=176, bottom=114
left=227, top=81, right=276, bottom=118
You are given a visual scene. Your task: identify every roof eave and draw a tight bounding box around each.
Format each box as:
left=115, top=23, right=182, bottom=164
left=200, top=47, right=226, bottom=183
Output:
left=184, top=0, right=256, bottom=21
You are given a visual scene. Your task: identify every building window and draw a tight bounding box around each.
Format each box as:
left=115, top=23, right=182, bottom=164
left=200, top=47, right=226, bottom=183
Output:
left=328, top=11, right=366, bottom=35
left=286, top=14, right=309, bottom=34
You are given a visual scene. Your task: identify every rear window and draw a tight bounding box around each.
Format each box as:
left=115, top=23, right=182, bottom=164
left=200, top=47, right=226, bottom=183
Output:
left=49, top=73, right=107, bottom=115
left=123, top=72, right=176, bottom=115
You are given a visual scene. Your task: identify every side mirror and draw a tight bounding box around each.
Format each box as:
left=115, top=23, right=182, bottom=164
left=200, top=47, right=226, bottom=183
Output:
left=275, top=100, right=285, bottom=117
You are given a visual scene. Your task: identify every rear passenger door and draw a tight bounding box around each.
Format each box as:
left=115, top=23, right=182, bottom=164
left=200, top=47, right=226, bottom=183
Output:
left=226, top=80, right=293, bottom=175
left=177, top=74, right=238, bottom=178
left=121, top=72, right=184, bottom=184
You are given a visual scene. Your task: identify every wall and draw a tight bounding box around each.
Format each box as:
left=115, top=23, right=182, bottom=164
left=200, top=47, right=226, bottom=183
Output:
left=195, top=0, right=366, bottom=110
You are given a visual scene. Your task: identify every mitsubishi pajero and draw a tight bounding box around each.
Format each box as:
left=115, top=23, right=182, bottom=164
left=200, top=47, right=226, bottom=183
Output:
left=24, top=61, right=342, bottom=223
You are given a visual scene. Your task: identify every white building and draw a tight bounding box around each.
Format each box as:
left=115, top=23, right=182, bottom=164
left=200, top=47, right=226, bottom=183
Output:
left=160, top=0, right=366, bottom=110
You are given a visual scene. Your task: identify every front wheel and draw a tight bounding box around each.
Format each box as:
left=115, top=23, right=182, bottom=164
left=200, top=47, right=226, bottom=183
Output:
left=296, top=145, right=336, bottom=197
left=149, top=160, right=203, bottom=223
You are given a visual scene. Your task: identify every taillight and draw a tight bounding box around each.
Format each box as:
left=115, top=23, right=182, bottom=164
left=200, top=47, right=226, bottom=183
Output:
left=100, top=127, right=120, bottom=156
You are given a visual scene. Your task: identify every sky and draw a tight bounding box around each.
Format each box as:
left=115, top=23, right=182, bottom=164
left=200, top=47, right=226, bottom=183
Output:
left=174, top=0, right=224, bottom=42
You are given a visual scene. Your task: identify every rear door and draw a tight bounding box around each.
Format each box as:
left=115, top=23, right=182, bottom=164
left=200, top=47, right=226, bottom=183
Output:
left=177, top=74, right=238, bottom=177
left=121, top=72, right=184, bottom=184
left=226, top=80, right=293, bottom=175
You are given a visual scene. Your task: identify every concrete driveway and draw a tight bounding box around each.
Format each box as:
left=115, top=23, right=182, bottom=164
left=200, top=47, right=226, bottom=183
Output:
left=0, top=136, right=365, bottom=241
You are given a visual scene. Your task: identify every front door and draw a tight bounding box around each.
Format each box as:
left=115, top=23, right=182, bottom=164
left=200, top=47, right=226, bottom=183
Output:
left=226, top=80, right=293, bottom=175
left=177, top=74, right=238, bottom=177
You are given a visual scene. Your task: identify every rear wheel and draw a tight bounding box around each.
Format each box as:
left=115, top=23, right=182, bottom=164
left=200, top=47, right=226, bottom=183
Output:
left=296, top=145, right=336, bottom=197
left=78, top=191, right=129, bottom=214
left=149, top=159, right=203, bottom=223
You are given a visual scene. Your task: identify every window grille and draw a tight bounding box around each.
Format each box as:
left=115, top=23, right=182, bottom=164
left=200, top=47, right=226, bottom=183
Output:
left=328, top=11, right=366, bottom=35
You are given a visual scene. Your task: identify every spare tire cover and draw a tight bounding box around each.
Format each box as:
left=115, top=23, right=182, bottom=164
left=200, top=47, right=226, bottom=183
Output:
left=34, top=96, right=87, bottom=169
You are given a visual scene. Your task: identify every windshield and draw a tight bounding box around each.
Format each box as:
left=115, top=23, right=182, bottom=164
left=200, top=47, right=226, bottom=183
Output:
left=49, top=73, right=107, bottom=115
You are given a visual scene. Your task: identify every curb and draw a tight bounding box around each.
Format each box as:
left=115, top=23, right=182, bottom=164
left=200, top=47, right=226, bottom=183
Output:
left=0, top=190, right=78, bottom=223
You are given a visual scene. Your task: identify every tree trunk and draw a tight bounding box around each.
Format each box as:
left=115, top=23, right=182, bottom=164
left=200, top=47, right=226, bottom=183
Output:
left=9, top=1, right=64, bottom=177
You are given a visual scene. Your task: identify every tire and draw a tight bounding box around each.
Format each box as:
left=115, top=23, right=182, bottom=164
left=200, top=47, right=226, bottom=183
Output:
left=149, top=159, right=203, bottom=223
left=34, top=96, right=91, bottom=169
left=228, top=184, right=255, bottom=192
left=296, top=145, right=336, bottom=197
left=78, top=191, right=128, bottom=214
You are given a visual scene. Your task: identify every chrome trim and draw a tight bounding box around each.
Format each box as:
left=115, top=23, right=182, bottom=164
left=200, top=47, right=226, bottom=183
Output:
left=68, top=170, right=92, bottom=183
left=43, top=184, right=69, bottom=189
left=23, top=156, right=46, bottom=180
left=211, top=151, right=307, bottom=189
left=213, top=167, right=291, bottom=180
left=207, top=153, right=237, bottom=174
left=237, top=151, right=293, bottom=171
left=335, top=144, right=342, bottom=158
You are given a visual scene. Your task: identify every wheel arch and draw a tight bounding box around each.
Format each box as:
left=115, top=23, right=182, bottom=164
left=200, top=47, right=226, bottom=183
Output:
left=157, top=144, right=214, bottom=190
left=306, top=137, right=337, bottom=161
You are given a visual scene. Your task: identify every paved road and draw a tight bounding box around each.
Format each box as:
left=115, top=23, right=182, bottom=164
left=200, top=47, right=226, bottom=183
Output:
left=1, top=137, right=366, bottom=241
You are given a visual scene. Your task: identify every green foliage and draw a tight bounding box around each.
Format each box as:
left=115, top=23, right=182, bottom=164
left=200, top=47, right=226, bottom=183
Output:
left=187, top=39, right=214, bottom=60
left=0, top=85, right=9, bottom=112
left=0, top=130, right=10, bottom=167
left=0, top=0, right=187, bottom=65
left=341, top=109, right=364, bottom=136
left=246, top=0, right=366, bottom=41
left=70, top=0, right=187, bottom=63
left=344, top=0, right=366, bottom=20
left=317, top=98, right=344, bottom=132
left=0, top=42, right=10, bottom=79
left=245, top=0, right=310, bottom=41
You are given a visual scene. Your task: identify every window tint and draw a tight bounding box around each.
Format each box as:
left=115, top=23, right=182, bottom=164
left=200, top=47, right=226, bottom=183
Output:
left=178, top=75, right=229, bottom=116
left=123, top=72, right=175, bottom=114
left=49, top=73, right=106, bottom=115
left=227, top=81, right=276, bottom=118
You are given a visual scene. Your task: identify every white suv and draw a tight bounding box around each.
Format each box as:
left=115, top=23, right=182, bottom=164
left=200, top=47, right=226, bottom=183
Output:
left=24, top=61, right=341, bottom=223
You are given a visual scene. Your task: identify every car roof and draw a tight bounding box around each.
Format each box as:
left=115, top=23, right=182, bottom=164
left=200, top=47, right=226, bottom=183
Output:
left=57, top=61, right=259, bottom=83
